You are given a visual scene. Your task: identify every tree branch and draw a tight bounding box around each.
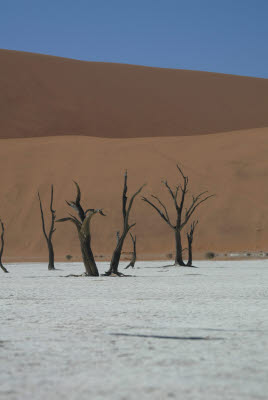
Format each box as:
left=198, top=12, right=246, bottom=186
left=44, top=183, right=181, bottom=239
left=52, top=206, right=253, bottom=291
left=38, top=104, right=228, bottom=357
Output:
left=182, top=194, right=214, bottom=229
left=176, top=164, right=189, bottom=211
left=57, top=216, right=81, bottom=232
left=122, top=170, right=128, bottom=223
left=66, top=181, right=86, bottom=222
left=151, top=195, right=170, bottom=222
left=162, top=180, right=180, bottom=213
left=126, top=184, right=146, bottom=223
left=48, top=185, right=56, bottom=240
left=142, top=196, right=175, bottom=229
left=38, top=192, right=48, bottom=241
left=187, top=220, right=199, bottom=241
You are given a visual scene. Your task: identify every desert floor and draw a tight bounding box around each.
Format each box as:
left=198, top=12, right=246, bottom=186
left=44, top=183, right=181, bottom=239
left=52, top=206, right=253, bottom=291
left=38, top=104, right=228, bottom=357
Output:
left=1, top=261, right=267, bottom=399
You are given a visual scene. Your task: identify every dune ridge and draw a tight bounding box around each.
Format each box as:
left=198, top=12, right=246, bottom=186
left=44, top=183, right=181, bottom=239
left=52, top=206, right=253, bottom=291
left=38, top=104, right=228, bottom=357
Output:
left=1, top=49, right=268, bottom=140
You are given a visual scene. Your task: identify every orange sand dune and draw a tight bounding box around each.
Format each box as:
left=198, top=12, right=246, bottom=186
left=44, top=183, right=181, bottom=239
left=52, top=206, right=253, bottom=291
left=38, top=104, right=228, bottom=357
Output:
left=1, top=128, right=268, bottom=261
left=1, top=49, right=268, bottom=140
left=1, top=50, right=268, bottom=262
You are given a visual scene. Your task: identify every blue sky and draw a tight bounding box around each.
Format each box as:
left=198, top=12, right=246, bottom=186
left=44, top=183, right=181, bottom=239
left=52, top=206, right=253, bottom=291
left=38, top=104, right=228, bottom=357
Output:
left=1, top=0, right=267, bottom=77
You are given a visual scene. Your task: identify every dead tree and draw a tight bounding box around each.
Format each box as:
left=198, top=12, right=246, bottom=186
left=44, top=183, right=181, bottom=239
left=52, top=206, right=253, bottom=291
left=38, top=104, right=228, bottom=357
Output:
left=57, top=182, right=105, bottom=276
left=186, top=220, right=198, bottom=267
left=38, top=185, right=56, bottom=270
left=124, top=233, right=137, bottom=269
left=105, top=171, right=145, bottom=276
left=0, top=219, right=8, bottom=273
left=142, top=164, right=213, bottom=266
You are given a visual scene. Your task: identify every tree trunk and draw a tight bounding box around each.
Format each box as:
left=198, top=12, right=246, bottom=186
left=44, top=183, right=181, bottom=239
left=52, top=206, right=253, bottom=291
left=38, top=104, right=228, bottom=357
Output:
left=79, top=235, right=99, bottom=276
left=187, top=237, right=193, bottom=266
left=38, top=187, right=56, bottom=271
left=106, top=172, right=144, bottom=276
left=0, top=263, right=8, bottom=273
left=47, top=240, right=55, bottom=270
left=125, top=233, right=137, bottom=269
left=175, top=230, right=185, bottom=266
left=108, top=235, right=126, bottom=275
left=0, top=219, right=8, bottom=273
left=57, top=182, right=105, bottom=276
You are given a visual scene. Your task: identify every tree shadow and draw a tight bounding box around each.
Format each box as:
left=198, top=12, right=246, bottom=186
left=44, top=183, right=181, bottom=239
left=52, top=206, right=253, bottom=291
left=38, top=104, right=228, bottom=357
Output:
left=144, top=264, right=198, bottom=269
left=110, top=333, right=223, bottom=340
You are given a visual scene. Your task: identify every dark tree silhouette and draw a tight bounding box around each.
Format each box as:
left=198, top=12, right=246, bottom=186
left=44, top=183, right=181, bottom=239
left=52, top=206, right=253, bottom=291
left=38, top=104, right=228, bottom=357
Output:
left=105, top=171, right=145, bottom=276
left=124, top=233, right=137, bottom=269
left=38, top=185, right=56, bottom=270
left=186, top=220, right=198, bottom=267
left=57, top=182, right=105, bottom=276
left=142, top=164, right=213, bottom=266
left=0, top=219, right=8, bottom=273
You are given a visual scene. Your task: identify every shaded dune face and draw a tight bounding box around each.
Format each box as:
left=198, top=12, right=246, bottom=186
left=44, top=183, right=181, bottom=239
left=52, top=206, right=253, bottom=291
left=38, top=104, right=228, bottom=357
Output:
left=0, top=50, right=268, bottom=261
left=1, top=129, right=268, bottom=261
left=0, top=49, right=268, bottom=140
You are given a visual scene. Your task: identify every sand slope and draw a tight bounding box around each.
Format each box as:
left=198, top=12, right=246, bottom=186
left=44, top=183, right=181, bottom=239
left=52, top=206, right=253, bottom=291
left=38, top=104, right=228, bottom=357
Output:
left=1, top=49, right=268, bottom=140
left=1, top=50, right=268, bottom=261
left=1, top=127, right=268, bottom=261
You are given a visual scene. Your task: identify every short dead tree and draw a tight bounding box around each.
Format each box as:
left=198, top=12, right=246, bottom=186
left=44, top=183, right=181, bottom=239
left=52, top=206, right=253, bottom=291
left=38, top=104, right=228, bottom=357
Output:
left=142, top=164, right=213, bottom=267
left=0, top=219, right=8, bottom=273
left=186, top=220, right=198, bottom=267
left=38, top=185, right=56, bottom=270
left=57, top=182, right=105, bottom=276
left=124, top=233, right=137, bottom=269
left=105, top=171, right=145, bottom=276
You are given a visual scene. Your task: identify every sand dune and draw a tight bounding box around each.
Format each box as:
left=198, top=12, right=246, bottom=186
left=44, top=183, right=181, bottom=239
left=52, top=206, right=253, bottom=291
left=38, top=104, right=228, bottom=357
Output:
left=1, top=50, right=268, bottom=261
left=1, top=127, right=268, bottom=261
left=1, top=49, right=268, bottom=140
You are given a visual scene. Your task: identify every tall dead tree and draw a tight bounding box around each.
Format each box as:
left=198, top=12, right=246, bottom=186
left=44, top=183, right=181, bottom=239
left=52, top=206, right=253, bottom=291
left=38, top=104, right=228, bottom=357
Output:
left=124, top=233, right=137, bottom=269
left=105, top=171, right=145, bottom=276
left=57, top=182, right=105, bottom=276
left=0, top=219, right=8, bottom=273
left=186, top=220, right=198, bottom=267
left=38, top=185, right=56, bottom=270
left=142, top=164, right=213, bottom=266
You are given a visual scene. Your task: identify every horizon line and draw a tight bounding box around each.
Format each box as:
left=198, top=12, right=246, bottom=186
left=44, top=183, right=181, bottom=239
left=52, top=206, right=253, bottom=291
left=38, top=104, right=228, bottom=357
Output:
left=1, top=48, right=267, bottom=80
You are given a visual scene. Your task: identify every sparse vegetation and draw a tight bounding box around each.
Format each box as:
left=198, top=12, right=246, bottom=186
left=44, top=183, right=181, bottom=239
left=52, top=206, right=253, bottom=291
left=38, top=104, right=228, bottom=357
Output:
left=2, top=165, right=215, bottom=274
left=142, top=164, right=214, bottom=267
left=205, top=251, right=215, bottom=259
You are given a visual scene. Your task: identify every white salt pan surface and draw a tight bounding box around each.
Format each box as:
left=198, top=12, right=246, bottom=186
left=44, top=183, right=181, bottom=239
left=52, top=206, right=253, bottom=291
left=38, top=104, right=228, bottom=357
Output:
left=1, top=261, right=268, bottom=399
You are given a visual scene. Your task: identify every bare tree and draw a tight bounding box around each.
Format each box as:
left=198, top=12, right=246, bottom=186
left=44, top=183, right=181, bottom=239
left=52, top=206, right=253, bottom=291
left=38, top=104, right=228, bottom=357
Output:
left=105, top=171, right=145, bottom=276
left=0, top=219, right=8, bottom=273
left=186, top=220, right=198, bottom=267
left=57, top=182, right=105, bottom=276
left=124, top=233, right=137, bottom=269
left=38, top=185, right=56, bottom=270
left=142, top=164, right=213, bottom=266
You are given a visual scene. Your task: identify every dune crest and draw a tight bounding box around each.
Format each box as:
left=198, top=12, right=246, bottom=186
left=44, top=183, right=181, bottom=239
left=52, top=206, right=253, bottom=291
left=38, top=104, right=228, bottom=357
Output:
left=0, top=49, right=268, bottom=140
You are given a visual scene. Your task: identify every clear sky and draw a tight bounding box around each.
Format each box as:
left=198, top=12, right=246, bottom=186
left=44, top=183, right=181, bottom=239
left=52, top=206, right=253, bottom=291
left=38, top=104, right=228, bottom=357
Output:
left=1, top=0, right=267, bottom=78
